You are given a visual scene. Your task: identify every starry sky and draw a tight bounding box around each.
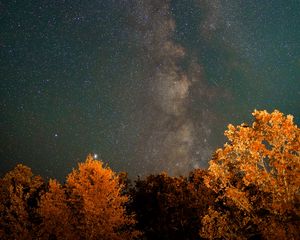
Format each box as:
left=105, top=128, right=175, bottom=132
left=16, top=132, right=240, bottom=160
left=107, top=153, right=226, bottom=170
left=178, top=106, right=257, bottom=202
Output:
left=1, top=0, right=299, bottom=180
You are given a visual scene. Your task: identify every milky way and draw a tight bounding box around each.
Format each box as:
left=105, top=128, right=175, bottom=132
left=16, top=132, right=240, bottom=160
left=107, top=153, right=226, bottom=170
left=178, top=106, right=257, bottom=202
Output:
left=1, top=0, right=299, bottom=179
left=125, top=0, right=220, bottom=176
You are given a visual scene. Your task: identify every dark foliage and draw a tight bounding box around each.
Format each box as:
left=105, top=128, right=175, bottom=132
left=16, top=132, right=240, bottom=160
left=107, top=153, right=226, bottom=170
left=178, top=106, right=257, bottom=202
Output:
left=129, top=170, right=215, bottom=240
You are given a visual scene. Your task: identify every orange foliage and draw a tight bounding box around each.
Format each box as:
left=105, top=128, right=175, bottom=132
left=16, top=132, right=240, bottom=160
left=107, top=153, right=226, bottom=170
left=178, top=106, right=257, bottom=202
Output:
left=38, top=179, right=74, bottom=239
left=201, top=110, right=300, bottom=239
left=2, top=110, right=298, bottom=240
left=0, top=164, right=44, bottom=239
left=38, top=155, right=140, bottom=240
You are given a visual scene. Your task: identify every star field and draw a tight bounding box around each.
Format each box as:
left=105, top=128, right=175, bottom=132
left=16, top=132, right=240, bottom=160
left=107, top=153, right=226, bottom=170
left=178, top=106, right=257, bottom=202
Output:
left=1, top=0, right=299, bottom=179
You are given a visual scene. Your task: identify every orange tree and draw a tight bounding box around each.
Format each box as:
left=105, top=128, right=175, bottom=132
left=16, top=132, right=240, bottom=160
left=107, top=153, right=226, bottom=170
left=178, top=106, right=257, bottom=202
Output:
left=0, top=164, right=45, bottom=239
left=38, top=179, right=75, bottom=239
left=200, top=110, right=300, bottom=239
left=39, top=155, right=140, bottom=240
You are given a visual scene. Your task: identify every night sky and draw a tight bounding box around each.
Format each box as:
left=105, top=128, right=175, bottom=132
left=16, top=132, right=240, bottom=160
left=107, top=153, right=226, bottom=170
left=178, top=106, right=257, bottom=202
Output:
left=1, top=0, right=299, bottom=180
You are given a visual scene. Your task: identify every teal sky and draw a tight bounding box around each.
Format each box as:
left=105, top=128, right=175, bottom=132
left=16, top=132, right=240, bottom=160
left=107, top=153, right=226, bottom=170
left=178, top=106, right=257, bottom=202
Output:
left=1, top=0, right=299, bottom=179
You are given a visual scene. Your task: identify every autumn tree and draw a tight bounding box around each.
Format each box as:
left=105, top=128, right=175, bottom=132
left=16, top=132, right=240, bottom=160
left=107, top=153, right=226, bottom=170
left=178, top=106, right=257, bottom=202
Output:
left=201, top=110, right=300, bottom=239
left=0, top=164, right=45, bottom=239
left=130, top=170, right=215, bottom=240
left=38, top=155, right=140, bottom=240
left=38, top=179, right=75, bottom=239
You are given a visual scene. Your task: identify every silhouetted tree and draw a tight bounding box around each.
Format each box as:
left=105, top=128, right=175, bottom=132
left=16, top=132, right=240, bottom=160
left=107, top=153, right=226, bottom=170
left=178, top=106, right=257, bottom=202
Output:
left=130, top=170, right=215, bottom=240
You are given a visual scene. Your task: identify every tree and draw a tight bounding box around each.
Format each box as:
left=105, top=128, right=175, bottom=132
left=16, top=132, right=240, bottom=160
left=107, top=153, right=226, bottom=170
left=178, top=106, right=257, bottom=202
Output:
left=130, top=170, right=215, bottom=240
left=38, top=179, right=75, bottom=239
left=38, top=155, right=140, bottom=240
left=0, top=164, right=45, bottom=239
left=201, top=110, right=300, bottom=239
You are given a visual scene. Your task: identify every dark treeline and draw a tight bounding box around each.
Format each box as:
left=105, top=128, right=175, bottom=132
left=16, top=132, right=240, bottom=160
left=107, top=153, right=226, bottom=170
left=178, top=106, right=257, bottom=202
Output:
left=1, top=110, right=299, bottom=240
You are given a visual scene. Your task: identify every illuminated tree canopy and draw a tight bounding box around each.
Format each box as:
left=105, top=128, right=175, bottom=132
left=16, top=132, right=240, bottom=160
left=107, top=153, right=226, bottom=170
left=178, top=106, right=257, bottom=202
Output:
left=39, top=155, right=140, bottom=240
left=0, top=110, right=299, bottom=240
left=201, top=110, right=300, bottom=239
